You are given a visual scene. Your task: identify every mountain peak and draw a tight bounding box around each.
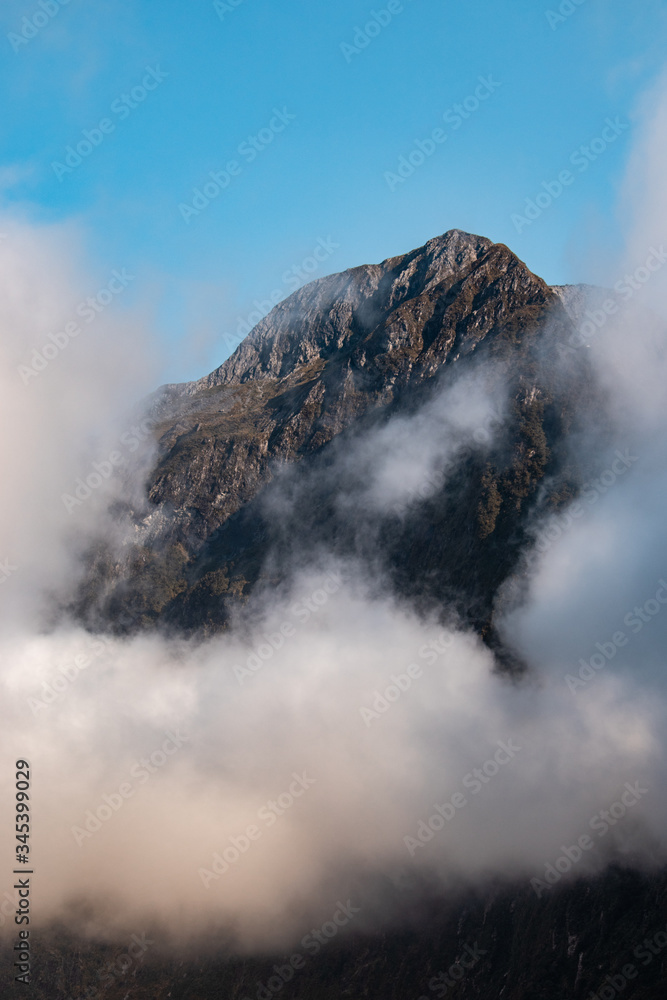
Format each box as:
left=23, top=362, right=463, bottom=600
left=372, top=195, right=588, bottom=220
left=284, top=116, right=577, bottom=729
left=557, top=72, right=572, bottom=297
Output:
left=184, top=230, right=500, bottom=393
left=81, top=226, right=582, bottom=650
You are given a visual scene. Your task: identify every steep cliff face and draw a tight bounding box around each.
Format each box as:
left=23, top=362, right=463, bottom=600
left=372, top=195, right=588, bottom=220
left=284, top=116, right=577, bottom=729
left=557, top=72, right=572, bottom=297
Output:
left=76, top=229, right=596, bottom=641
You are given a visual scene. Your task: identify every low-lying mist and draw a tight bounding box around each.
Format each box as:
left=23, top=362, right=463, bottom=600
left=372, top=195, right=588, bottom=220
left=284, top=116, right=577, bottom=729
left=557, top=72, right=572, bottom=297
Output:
left=2, top=73, right=667, bottom=956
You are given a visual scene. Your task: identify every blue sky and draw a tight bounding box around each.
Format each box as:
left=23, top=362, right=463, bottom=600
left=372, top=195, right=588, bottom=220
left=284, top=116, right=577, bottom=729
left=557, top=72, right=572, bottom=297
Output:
left=1, top=0, right=666, bottom=383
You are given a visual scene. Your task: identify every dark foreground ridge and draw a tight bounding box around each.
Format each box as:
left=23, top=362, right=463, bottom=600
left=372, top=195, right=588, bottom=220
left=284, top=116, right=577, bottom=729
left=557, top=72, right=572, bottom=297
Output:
left=2, top=868, right=667, bottom=998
